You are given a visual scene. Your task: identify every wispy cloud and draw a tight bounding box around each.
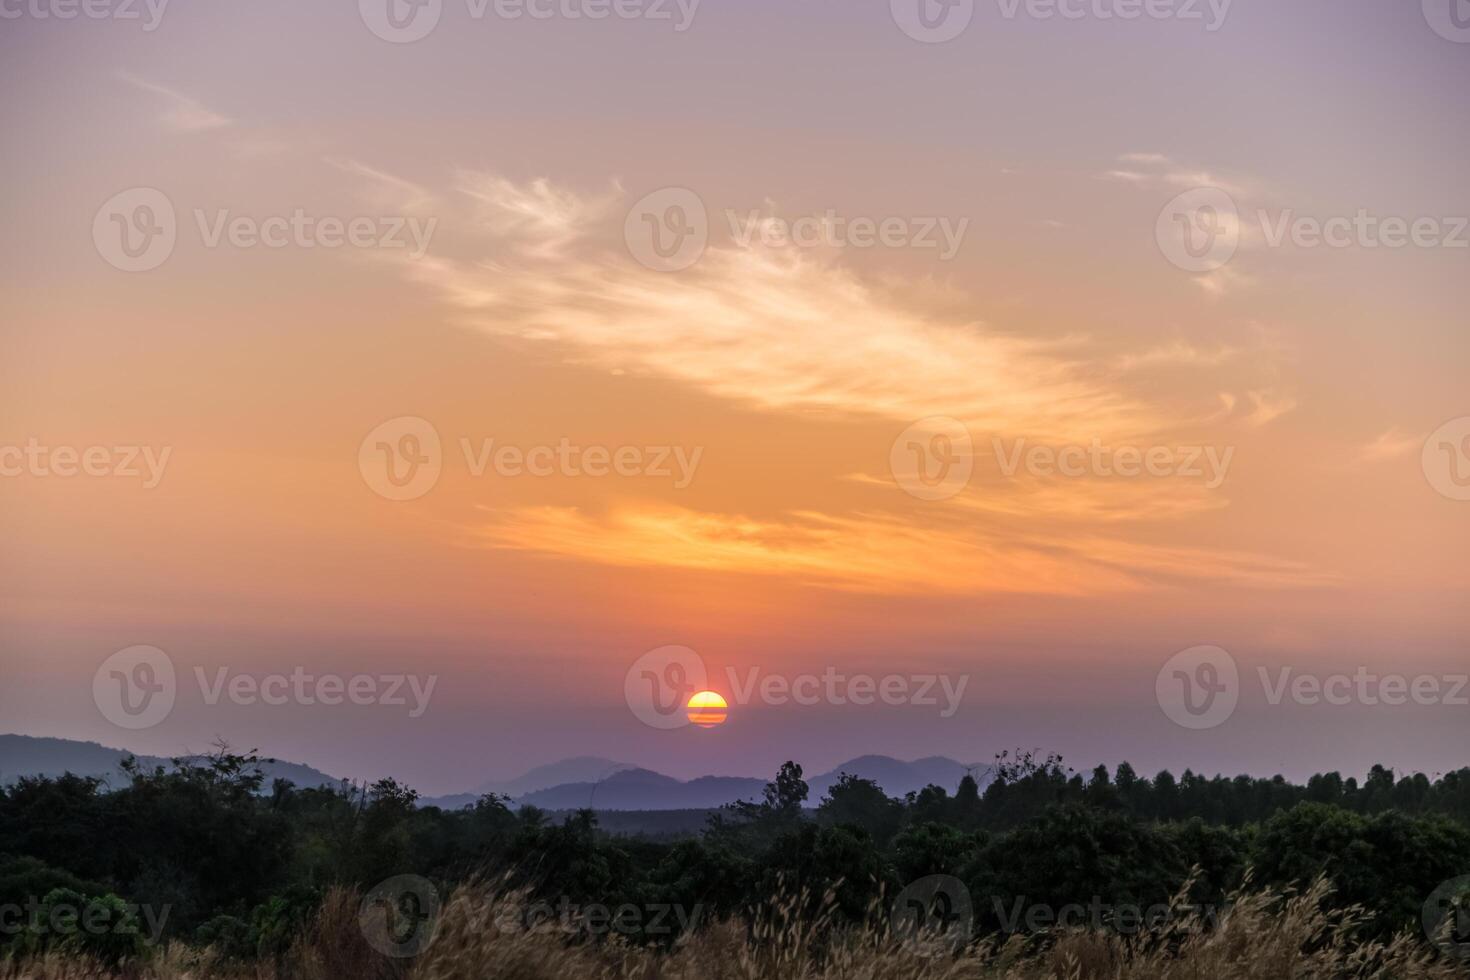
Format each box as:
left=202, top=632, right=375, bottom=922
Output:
left=1099, top=152, right=1251, bottom=198
left=1243, top=390, right=1297, bottom=427
left=120, top=73, right=231, bottom=132
left=1114, top=341, right=1239, bottom=371
left=1360, top=428, right=1420, bottom=461
left=1118, top=152, right=1172, bottom=165
left=395, top=174, right=1174, bottom=444
left=327, top=159, right=438, bottom=215
left=470, top=503, right=1334, bottom=595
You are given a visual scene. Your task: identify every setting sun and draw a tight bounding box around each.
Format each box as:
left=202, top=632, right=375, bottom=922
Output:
left=685, top=691, right=729, bottom=729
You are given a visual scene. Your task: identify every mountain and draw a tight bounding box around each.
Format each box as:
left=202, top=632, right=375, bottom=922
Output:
left=0, top=734, right=340, bottom=789
left=517, top=768, right=767, bottom=810
left=509, top=756, right=986, bottom=811
left=1, top=737, right=986, bottom=813
left=476, top=756, right=636, bottom=797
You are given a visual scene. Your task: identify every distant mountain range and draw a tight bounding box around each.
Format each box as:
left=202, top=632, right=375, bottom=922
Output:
left=0, top=735, right=986, bottom=811
left=0, top=734, right=341, bottom=790
left=493, top=755, right=986, bottom=810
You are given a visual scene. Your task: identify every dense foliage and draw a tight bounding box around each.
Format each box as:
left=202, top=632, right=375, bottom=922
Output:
left=2, top=748, right=1467, bottom=964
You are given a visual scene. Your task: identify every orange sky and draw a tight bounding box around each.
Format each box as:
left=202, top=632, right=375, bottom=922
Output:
left=1, top=1, right=1467, bottom=791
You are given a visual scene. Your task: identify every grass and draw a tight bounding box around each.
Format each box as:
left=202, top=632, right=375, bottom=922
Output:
left=3, top=877, right=1461, bottom=980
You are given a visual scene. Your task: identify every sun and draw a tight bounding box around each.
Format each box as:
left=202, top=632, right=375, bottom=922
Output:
left=685, top=690, right=728, bottom=728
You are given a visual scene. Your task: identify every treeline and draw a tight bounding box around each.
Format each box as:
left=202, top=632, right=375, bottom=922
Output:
left=2, top=749, right=1468, bottom=964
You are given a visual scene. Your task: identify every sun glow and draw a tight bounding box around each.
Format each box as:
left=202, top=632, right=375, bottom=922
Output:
left=685, top=691, right=729, bottom=728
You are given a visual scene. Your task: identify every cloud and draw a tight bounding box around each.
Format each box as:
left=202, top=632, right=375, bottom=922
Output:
left=1118, top=152, right=1172, bottom=165
left=470, top=503, right=1334, bottom=595
left=1100, top=153, right=1251, bottom=198
left=1114, top=341, right=1240, bottom=371
left=349, top=171, right=1315, bottom=597
left=1360, top=428, right=1419, bottom=462
left=396, top=174, right=1175, bottom=444
left=327, top=159, right=438, bottom=215
left=120, top=73, right=231, bottom=132
left=1243, top=390, right=1297, bottom=427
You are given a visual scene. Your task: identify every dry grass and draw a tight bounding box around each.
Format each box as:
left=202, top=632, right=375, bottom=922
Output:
left=2, top=879, right=1461, bottom=980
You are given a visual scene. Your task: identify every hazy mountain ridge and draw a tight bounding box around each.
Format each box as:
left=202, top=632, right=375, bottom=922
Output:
left=0, top=734, right=340, bottom=790
left=1, top=735, right=984, bottom=811
left=506, top=755, right=987, bottom=811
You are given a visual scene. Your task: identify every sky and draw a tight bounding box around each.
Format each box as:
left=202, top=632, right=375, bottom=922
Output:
left=1, top=0, right=1467, bottom=795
